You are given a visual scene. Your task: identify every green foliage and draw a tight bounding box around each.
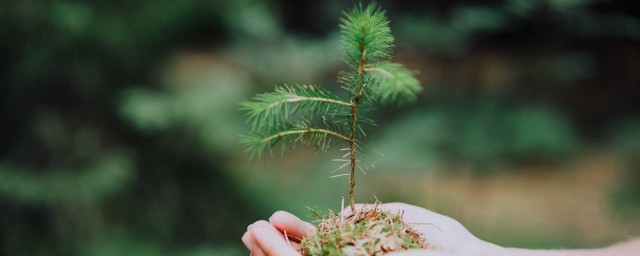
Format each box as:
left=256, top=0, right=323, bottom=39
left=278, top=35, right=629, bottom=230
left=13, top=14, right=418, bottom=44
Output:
left=397, top=1, right=640, bottom=55
left=609, top=119, right=640, bottom=159
left=241, top=84, right=350, bottom=131
left=241, top=3, right=422, bottom=212
left=300, top=209, right=426, bottom=256
left=3, top=0, right=639, bottom=254
left=609, top=119, right=640, bottom=215
left=340, top=4, right=393, bottom=62
left=242, top=4, right=421, bottom=159
left=337, top=4, right=421, bottom=104
left=367, top=61, right=421, bottom=104
left=119, top=67, right=249, bottom=152
left=241, top=120, right=349, bottom=160
left=373, top=102, right=579, bottom=171
left=0, top=153, right=133, bottom=205
left=240, top=84, right=355, bottom=159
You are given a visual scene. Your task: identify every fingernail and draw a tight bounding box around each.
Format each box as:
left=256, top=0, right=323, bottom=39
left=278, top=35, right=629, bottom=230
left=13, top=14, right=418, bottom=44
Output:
left=242, top=233, right=252, bottom=251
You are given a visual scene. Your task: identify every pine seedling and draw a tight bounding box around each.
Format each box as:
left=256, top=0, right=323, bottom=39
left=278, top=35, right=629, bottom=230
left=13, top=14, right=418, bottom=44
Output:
left=241, top=3, right=421, bottom=213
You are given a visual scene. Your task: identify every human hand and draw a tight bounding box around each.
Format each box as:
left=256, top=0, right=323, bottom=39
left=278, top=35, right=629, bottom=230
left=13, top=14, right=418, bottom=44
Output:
left=242, top=211, right=316, bottom=256
left=242, top=202, right=501, bottom=256
left=362, top=203, right=499, bottom=256
left=380, top=203, right=640, bottom=256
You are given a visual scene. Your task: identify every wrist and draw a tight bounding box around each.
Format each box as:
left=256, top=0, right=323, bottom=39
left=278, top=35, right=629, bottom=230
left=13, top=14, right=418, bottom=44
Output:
left=493, top=245, right=606, bottom=256
left=460, top=237, right=638, bottom=256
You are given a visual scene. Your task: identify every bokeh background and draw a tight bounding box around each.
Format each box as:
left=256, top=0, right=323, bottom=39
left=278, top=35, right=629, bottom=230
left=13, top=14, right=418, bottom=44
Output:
left=1, top=0, right=640, bottom=255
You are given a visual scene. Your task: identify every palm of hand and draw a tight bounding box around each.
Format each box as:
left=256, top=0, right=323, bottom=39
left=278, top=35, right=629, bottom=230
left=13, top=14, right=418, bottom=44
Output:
left=377, top=203, right=487, bottom=256
left=243, top=203, right=490, bottom=256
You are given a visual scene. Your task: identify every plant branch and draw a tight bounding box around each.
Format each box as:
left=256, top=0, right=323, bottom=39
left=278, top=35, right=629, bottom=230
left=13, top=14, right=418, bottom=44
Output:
left=240, top=4, right=419, bottom=217
left=364, top=67, right=393, bottom=78
left=267, top=97, right=353, bottom=109
left=260, top=128, right=351, bottom=143
left=365, top=62, right=422, bottom=104
left=349, top=44, right=367, bottom=212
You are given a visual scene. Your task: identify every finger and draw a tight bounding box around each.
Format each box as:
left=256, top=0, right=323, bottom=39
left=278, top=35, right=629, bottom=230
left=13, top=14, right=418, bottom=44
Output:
left=250, top=239, right=266, bottom=256
left=249, top=220, right=299, bottom=256
left=242, top=231, right=253, bottom=251
left=269, top=211, right=316, bottom=242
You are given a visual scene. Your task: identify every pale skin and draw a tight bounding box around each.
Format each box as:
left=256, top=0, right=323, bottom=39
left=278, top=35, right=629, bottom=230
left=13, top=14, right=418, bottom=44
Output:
left=242, top=203, right=640, bottom=256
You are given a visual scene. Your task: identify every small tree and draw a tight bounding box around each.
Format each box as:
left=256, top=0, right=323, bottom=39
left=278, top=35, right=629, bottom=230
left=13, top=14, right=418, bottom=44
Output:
left=242, top=3, right=421, bottom=214
left=242, top=4, right=427, bottom=255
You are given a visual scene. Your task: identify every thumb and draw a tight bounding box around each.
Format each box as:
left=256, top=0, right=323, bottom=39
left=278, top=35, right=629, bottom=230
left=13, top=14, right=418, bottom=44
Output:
left=387, top=249, right=456, bottom=256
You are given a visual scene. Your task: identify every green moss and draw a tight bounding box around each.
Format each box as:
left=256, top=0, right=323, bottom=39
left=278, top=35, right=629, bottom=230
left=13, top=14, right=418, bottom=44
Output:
left=301, top=208, right=427, bottom=256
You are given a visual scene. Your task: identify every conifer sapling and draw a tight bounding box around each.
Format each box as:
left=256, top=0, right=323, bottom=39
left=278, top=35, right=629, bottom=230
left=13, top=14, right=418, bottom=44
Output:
left=242, top=3, right=425, bottom=255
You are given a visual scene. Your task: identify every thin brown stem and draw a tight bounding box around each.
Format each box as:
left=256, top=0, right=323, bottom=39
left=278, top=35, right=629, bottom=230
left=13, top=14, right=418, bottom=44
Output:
left=349, top=43, right=367, bottom=213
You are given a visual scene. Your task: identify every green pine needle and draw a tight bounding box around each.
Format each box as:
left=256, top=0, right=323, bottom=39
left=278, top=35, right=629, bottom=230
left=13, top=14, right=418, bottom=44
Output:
left=367, top=62, right=422, bottom=104
left=240, top=4, right=422, bottom=218
left=241, top=4, right=421, bottom=159
left=241, top=84, right=351, bottom=131
left=241, top=121, right=350, bottom=160
left=340, top=3, right=394, bottom=63
left=241, top=4, right=422, bottom=159
left=241, top=4, right=424, bottom=254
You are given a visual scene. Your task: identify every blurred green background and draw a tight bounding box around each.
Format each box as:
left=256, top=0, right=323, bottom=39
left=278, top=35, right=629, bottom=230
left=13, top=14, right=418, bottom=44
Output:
left=1, top=0, right=639, bottom=255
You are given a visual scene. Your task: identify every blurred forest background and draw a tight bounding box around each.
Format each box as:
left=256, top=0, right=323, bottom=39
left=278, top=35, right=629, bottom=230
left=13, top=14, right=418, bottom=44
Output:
left=1, top=0, right=639, bottom=255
